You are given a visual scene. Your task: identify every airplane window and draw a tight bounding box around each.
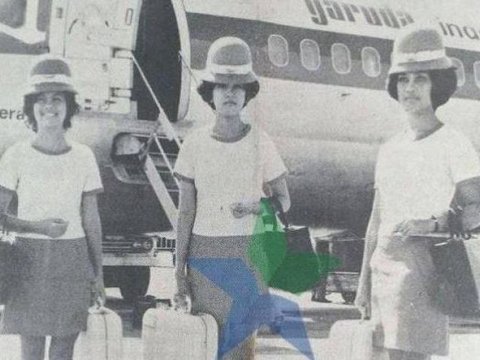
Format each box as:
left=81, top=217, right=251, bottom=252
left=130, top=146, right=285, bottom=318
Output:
left=451, top=58, right=465, bottom=87
left=300, top=39, right=320, bottom=71
left=0, top=0, right=26, bottom=28
left=268, top=35, right=289, bottom=67
left=332, top=43, right=351, bottom=74
left=362, top=47, right=381, bottom=77
left=474, top=62, right=480, bottom=88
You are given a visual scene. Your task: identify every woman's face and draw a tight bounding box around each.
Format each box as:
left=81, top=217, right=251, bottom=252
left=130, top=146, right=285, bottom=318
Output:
left=33, top=91, right=67, bottom=131
left=397, top=71, right=433, bottom=114
left=212, top=83, right=246, bottom=116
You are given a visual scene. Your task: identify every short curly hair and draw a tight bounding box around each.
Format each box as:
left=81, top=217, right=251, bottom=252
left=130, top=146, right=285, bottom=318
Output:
left=387, top=68, right=457, bottom=110
left=197, top=81, right=260, bottom=110
left=23, top=91, right=80, bottom=132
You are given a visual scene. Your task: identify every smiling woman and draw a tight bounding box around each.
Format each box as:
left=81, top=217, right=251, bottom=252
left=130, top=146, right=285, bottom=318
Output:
left=173, top=37, right=290, bottom=360
left=355, top=25, right=480, bottom=360
left=25, top=92, right=68, bottom=130
left=22, top=57, right=79, bottom=133
left=0, top=55, right=105, bottom=360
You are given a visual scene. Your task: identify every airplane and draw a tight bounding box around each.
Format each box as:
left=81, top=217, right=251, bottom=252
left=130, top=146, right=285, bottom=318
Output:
left=0, top=0, right=479, bottom=300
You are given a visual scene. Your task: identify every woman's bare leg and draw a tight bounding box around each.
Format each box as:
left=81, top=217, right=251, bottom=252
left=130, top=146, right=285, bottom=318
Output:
left=49, top=333, right=79, bottom=360
left=388, top=349, right=429, bottom=360
left=405, top=351, right=429, bottom=360
left=20, top=335, right=46, bottom=360
left=388, top=349, right=405, bottom=360
left=223, top=333, right=256, bottom=360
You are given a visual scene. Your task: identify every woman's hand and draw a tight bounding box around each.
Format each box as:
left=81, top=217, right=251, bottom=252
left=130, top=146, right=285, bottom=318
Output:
left=91, top=276, right=106, bottom=307
left=230, top=201, right=261, bottom=218
left=37, top=218, right=69, bottom=238
left=354, top=288, right=371, bottom=319
left=393, top=218, right=434, bottom=236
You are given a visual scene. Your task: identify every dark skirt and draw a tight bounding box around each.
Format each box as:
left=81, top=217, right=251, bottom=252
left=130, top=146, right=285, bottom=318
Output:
left=1, top=237, right=95, bottom=337
left=187, top=234, right=271, bottom=358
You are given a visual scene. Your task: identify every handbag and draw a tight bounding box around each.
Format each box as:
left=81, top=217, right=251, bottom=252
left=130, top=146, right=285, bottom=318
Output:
left=429, top=237, right=480, bottom=316
left=428, top=209, right=480, bottom=316
left=249, top=198, right=338, bottom=294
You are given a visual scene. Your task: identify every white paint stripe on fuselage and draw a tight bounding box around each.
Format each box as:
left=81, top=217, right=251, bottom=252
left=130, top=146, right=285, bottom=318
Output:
left=185, top=70, right=480, bottom=148
left=184, top=0, right=480, bottom=52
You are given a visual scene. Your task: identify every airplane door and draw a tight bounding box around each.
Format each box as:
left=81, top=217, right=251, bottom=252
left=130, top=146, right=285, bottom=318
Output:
left=131, top=0, right=190, bottom=122
left=48, top=0, right=142, bottom=114
left=170, top=0, right=191, bottom=121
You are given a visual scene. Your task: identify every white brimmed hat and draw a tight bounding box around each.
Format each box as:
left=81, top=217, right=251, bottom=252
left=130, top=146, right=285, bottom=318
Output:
left=200, top=37, right=258, bottom=84
left=24, top=55, right=77, bottom=97
left=386, top=26, right=458, bottom=108
left=389, top=26, right=455, bottom=75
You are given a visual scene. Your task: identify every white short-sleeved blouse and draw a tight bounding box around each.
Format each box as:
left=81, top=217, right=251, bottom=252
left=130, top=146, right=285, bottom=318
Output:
left=174, top=125, right=287, bottom=236
left=0, top=141, right=103, bottom=240
left=375, top=124, right=480, bottom=243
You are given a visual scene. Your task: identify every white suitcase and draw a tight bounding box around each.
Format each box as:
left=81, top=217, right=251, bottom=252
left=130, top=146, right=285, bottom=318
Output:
left=326, top=320, right=376, bottom=360
left=73, top=306, right=123, bottom=360
left=142, top=308, right=218, bottom=360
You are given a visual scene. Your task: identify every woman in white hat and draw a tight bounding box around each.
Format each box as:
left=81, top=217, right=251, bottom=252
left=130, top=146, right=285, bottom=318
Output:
left=355, top=26, right=480, bottom=360
left=173, top=37, right=290, bottom=359
left=0, top=56, right=104, bottom=360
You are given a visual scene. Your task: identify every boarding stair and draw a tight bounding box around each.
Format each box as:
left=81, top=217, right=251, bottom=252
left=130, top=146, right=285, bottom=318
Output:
left=104, top=50, right=182, bottom=259
left=132, top=52, right=181, bottom=229
left=140, top=128, right=180, bottom=228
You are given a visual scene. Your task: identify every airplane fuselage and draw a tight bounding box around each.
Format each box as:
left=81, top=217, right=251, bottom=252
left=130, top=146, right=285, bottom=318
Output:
left=0, top=0, right=479, bottom=238
left=183, top=0, right=480, bottom=233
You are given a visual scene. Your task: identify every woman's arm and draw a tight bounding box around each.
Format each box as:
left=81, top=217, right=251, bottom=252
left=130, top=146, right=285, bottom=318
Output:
left=454, top=177, right=480, bottom=231
left=175, top=180, right=197, bottom=296
left=394, top=177, right=480, bottom=235
left=231, top=177, right=290, bottom=218
left=354, top=191, right=380, bottom=316
left=267, top=177, right=291, bottom=213
left=0, top=188, right=67, bottom=237
left=81, top=193, right=103, bottom=278
left=81, top=192, right=105, bottom=304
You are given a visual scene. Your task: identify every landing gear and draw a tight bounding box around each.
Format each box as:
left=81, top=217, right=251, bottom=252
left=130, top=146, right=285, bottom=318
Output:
left=311, top=276, right=330, bottom=303
left=118, top=267, right=151, bottom=302
left=341, top=291, right=356, bottom=304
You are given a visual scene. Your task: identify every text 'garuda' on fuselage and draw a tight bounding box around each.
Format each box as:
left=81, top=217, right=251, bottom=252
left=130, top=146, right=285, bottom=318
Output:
left=304, top=0, right=414, bottom=28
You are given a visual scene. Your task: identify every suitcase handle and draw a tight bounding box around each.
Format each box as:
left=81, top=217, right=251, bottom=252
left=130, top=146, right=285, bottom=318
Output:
left=433, top=237, right=470, bottom=247
left=88, top=305, right=111, bottom=315
left=359, top=308, right=371, bottom=321
left=172, top=294, right=192, bottom=313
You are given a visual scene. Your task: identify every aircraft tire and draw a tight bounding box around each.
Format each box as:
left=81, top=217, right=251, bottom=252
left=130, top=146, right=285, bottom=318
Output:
left=119, top=266, right=151, bottom=303
left=341, top=291, right=356, bottom=304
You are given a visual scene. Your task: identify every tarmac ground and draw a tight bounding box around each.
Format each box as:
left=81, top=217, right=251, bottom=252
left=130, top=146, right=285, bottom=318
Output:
left=1, top=268, right=480, bottom=359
